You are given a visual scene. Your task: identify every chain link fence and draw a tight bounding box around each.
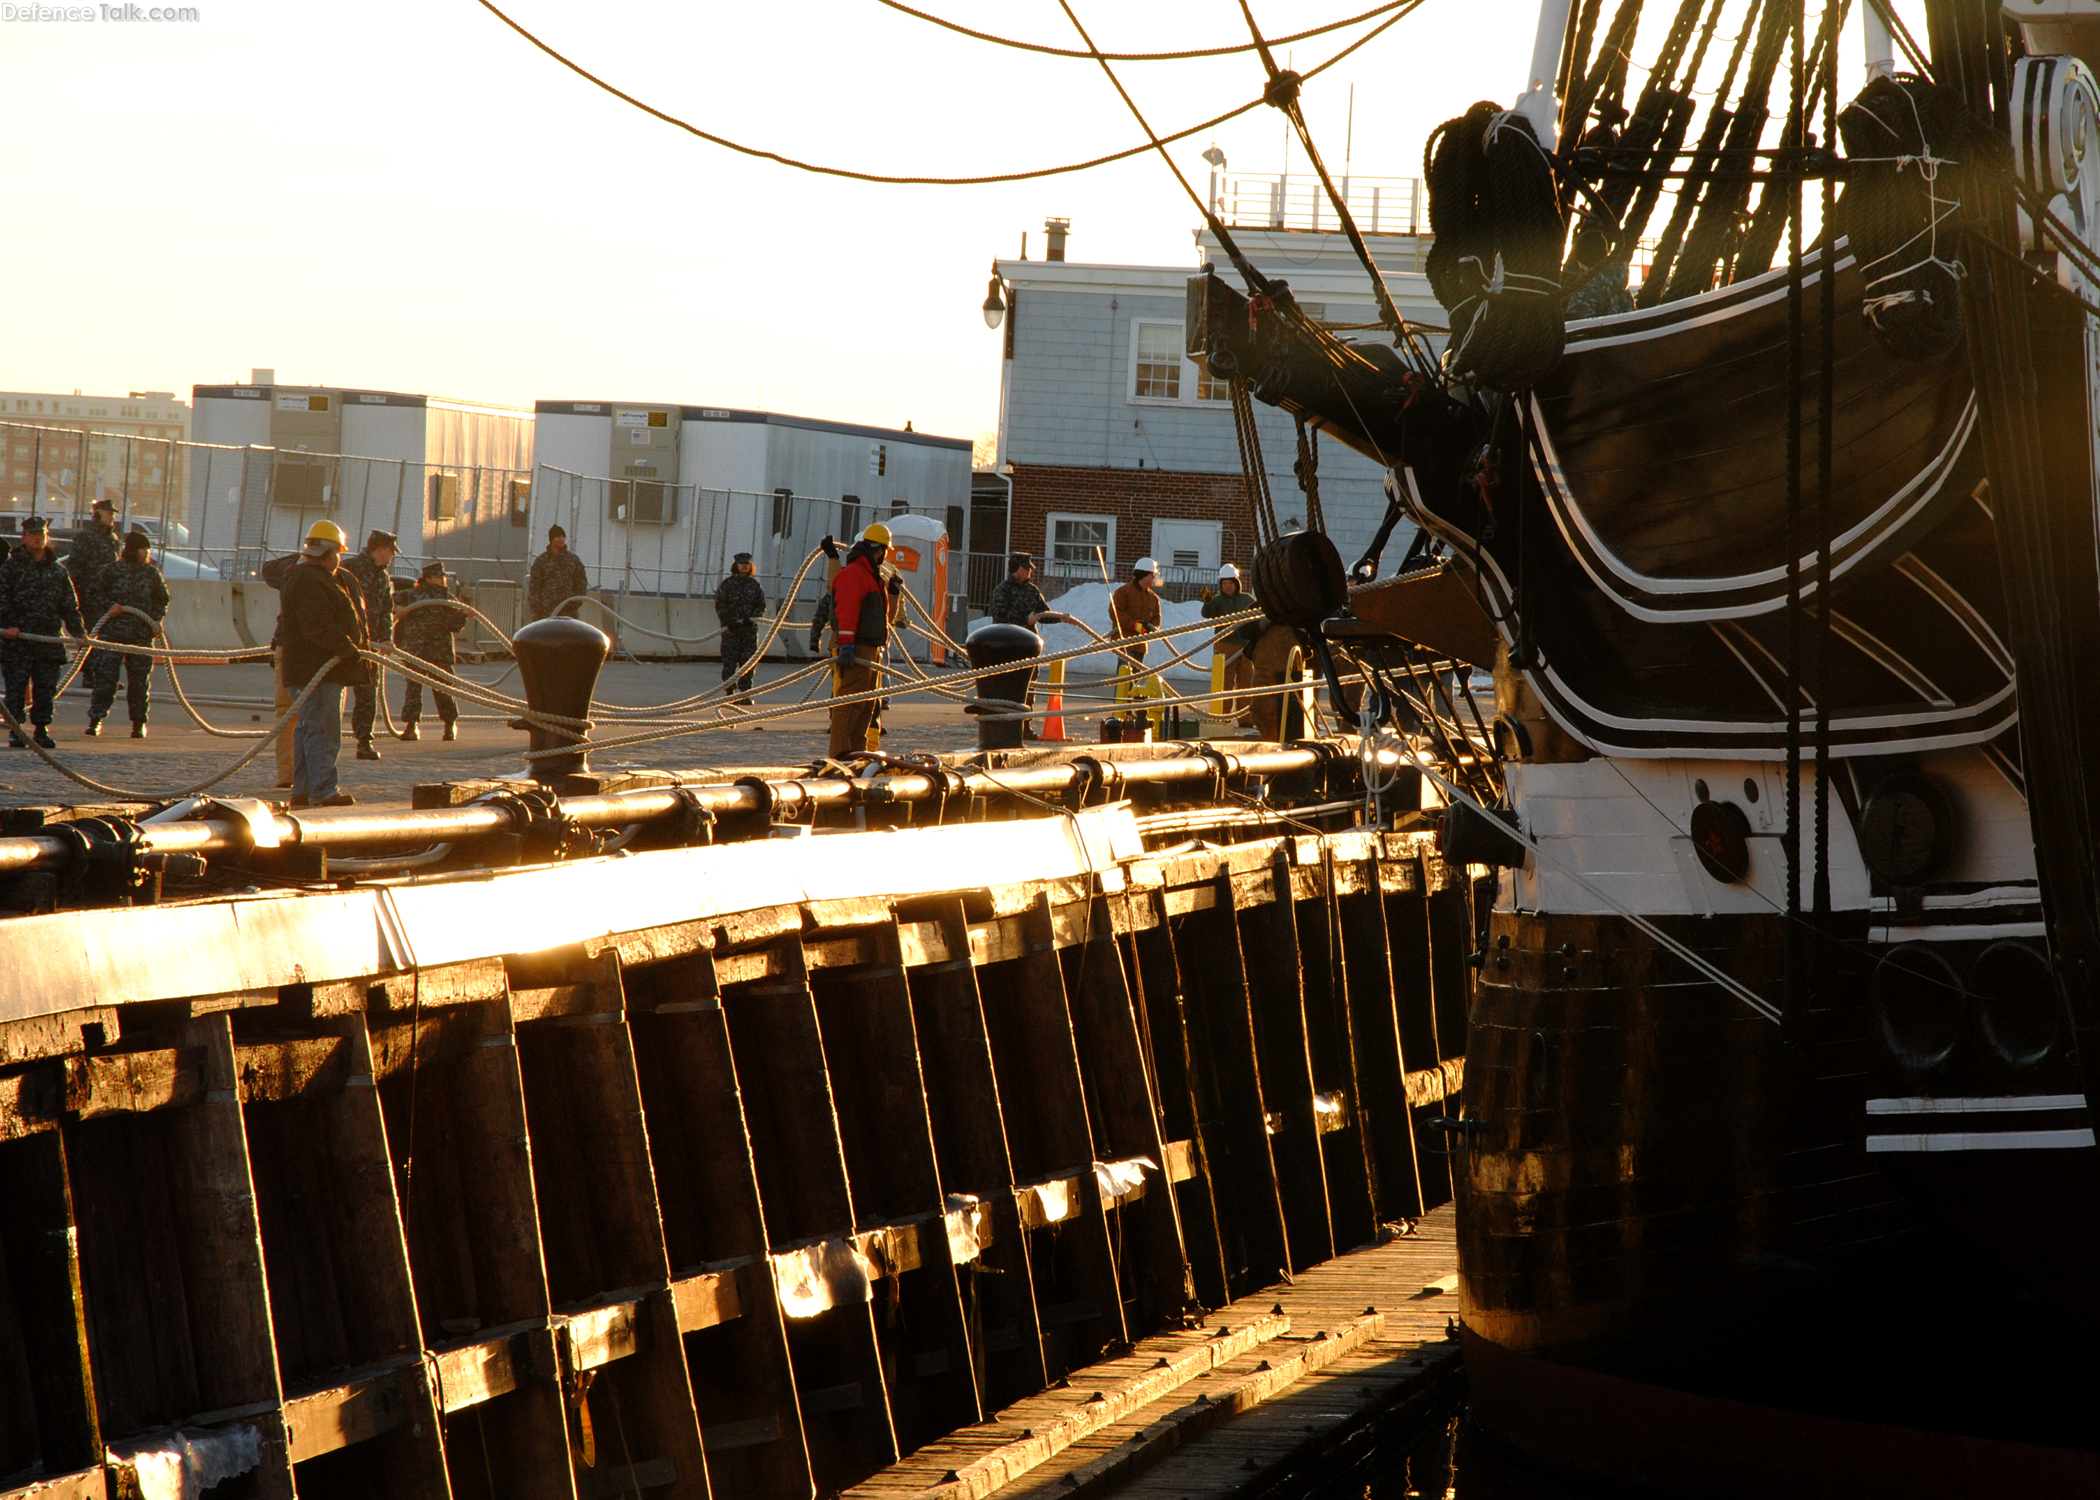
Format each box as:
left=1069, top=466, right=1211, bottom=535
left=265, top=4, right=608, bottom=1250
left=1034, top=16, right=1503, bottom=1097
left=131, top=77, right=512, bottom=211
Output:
left=1, top=423, right=986, bottom=645
left=530, top=464, right=961, bottom=623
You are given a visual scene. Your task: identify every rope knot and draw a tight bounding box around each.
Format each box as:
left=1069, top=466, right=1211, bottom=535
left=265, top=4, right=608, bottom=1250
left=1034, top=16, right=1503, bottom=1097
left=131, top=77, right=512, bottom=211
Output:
left=1261, top=70, right=1301, bottom=111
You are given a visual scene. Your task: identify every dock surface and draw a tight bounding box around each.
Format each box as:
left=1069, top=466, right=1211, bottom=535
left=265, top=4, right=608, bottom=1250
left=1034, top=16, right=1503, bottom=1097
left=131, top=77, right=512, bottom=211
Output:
left=848, top=1207, right=1461, bottom=1500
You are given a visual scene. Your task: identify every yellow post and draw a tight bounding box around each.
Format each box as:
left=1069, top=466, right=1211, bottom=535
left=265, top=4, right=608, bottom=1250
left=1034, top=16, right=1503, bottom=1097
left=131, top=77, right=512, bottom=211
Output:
left=1113, top=656, right=1162, bottom=740
left=1209, top=642, right=1228, bottom=726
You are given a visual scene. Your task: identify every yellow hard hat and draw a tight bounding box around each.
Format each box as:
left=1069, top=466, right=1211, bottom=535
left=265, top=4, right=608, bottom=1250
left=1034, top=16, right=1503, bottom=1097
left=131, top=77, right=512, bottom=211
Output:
left=304, top=519, right=348, bottom=549
left=863, top=521, right=893, bottom=546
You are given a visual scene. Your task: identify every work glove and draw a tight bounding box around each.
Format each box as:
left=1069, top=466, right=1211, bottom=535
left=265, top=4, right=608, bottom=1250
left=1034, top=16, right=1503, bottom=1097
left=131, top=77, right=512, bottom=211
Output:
left=820, top=534, right=839, bottom=560
left=835, top=644, right=857, bottom=671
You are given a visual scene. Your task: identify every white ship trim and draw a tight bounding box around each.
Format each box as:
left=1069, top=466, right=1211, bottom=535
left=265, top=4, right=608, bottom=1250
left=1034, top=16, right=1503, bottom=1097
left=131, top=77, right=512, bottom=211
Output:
left=1866, top=1129, right=2097, bottom=1153
left=1867, top=1095, right=2087, bottom=1115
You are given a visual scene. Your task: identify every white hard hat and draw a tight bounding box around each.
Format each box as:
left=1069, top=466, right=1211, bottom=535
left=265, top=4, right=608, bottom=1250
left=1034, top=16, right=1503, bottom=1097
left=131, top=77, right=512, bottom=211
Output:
left=1133, top=556, right=1159, bottom=576
left=1217, top=563, right=1240, bottom=581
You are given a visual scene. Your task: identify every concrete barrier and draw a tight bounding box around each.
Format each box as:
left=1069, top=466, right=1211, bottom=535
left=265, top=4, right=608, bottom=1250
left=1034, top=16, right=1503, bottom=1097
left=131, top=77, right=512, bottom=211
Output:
left=237, top=582, right=281, bottom=651
left=162, top=581, right=249, bottom=656
left=664, top=598, right=718, bottom=660
left=584, top=592, right=624, bottom=654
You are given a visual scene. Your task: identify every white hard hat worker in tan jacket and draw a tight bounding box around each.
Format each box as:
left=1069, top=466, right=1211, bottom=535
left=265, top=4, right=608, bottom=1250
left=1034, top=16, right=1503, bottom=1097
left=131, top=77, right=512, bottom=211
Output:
left=1109, top=558, right=1162, bottom=669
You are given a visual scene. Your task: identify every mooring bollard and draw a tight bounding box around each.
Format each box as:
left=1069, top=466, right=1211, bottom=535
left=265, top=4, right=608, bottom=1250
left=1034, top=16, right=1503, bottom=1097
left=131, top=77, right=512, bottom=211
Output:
left=513, top=615, right=611, bottom=786
left=965, top=623, right=1043, bottom=752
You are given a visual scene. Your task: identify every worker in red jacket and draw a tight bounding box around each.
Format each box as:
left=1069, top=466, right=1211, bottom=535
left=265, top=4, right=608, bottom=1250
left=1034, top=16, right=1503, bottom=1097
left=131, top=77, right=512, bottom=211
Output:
left=828, top=522, right=891, bottom=757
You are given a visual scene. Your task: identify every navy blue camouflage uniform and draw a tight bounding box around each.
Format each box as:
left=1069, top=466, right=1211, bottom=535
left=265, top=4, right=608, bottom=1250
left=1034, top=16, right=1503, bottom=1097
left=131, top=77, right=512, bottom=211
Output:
left=0, top=547, right=84, bottom=736
left=986, top=576, right=1050, bottom=628
left=87, top=555, right=170, bottom=727
left=396, top=580, right=468, bottom=725
left=65, top=519, right=122, bottom=720
left=342, top=550, right=396, bottom=745
left=713, top=571, right=766, bottom=694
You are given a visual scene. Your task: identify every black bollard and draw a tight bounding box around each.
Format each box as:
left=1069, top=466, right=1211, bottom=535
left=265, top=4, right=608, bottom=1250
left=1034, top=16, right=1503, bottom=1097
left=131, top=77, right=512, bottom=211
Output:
left=965, top=623, right=1043, bottom=751
left=513, top=616, right=611, bottom=786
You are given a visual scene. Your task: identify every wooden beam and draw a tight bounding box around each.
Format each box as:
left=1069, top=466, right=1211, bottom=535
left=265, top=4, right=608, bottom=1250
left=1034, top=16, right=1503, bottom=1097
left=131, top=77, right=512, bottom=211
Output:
left=898, top=895, right=1048, bottom=1412
left=1236, top=854, right=1336, bottom=1272
left=625, top=950, right=817, bottom=1500
left=0, top=1130, right=100, bottom=1474
left=283, top=1360, right=416, bottom=1465
left=718, top=948, right=896, bottom=1489
left=1128, top=910, right=1231, bottom=1311
left=810, top=938, right=981, bottom=1445
left=161, top=1012, right=294, bottom=1496
left=1296, top=852, right=1379, bottom=1252
left=514, top=951, right=711, bottom=1500
left=1063, top=897, right=1195, bottom=1330
left=0, top=1008, right=117, bottom=1068
left=414, top=1002, right=579, bottom=1498
left=1174, top=876, right=1292, bottom=1297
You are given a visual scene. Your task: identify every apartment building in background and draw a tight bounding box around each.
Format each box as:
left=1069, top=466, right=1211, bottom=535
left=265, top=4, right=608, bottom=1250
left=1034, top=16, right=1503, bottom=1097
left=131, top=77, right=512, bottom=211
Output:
left=0, top=387, right=191, bottom=517
left=988, top=178, right=1445, bottom=596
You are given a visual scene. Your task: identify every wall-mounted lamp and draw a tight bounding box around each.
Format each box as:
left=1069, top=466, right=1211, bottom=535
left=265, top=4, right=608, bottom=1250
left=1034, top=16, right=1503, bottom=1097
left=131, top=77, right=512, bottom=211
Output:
left=982, top=264, right=1007, bottom=330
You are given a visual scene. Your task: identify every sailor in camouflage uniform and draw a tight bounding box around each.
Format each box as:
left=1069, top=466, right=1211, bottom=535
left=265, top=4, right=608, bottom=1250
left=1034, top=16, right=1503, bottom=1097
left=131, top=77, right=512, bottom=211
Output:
left=0, top=516, right=85, bottom=748
left=987, top=553, right=1055, bottom=628
left=713, top=551, right=766, bottom=702
left=528, top=525, right=590, bottom=621
left=87, top=529, right=170, bottom=737
left=341, top=530, right=398, bottom=760
left=67, top=498, right=123, bottom=732
left=395, top=560, right=468, bottom=741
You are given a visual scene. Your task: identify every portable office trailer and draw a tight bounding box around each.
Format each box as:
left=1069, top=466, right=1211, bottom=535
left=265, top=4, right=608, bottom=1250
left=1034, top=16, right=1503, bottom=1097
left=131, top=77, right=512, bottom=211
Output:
left=529, top=402, right=972, bottom=618
left=188, top=383, right=533, bottom=580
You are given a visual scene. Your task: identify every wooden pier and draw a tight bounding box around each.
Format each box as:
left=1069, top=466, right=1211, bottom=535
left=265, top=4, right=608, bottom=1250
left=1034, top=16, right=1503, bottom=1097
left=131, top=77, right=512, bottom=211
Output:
left=846, top=1207, right=1461, bottom=1500
left=0, top=788, right=1477, bottom=1500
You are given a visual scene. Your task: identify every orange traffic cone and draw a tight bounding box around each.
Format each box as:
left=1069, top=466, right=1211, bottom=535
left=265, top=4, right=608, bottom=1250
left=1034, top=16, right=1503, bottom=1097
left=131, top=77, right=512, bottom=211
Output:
left=1040, top=658, right=1067, bottom=742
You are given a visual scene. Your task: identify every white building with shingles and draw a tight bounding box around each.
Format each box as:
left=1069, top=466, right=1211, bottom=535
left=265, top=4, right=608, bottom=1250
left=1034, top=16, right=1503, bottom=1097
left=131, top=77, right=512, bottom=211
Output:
left=992, top=215, right=1444, bottom=595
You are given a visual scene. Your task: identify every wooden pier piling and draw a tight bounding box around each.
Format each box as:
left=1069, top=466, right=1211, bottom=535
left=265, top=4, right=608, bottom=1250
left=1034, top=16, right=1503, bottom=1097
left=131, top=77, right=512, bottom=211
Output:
left=0, top=806, right=1473, bottom=1499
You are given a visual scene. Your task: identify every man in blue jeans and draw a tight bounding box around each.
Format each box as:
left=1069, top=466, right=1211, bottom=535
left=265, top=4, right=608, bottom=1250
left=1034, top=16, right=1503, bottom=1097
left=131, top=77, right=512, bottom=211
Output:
left=274, top=519, right=373, bottom=808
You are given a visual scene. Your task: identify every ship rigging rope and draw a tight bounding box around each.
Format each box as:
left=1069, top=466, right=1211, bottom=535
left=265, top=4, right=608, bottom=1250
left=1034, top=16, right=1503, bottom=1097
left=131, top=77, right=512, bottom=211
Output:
left=872, top=0, right=1418, bottom=61
left=0, top=656, right=345, bottom=803
left=1230, top=0, right=1440, bottom=378
left=472, top=0, right=1419, bottom=187
left=2, top=602, right=1277, bottom=793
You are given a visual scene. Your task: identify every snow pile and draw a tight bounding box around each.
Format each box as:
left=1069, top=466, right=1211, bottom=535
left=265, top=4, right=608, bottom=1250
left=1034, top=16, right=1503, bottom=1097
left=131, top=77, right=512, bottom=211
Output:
left=969, top=581, right=1215, bottom=679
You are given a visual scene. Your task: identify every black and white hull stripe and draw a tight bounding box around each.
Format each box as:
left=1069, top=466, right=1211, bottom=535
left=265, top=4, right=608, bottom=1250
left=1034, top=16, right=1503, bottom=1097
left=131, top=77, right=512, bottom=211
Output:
left=1865, top=1095, right=2095, bottom=1153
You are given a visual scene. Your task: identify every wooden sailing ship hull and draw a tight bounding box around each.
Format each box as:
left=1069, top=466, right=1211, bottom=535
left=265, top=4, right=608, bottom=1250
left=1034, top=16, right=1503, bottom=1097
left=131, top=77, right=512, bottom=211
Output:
left=1455, top=877, right=2100, bottom=1477
left=0, top=771, right=1478, bottom=1500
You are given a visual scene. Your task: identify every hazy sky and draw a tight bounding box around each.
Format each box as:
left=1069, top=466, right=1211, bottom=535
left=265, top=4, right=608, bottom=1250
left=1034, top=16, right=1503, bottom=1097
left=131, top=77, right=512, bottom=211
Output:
left=2, top=0, right=1919, bottom=445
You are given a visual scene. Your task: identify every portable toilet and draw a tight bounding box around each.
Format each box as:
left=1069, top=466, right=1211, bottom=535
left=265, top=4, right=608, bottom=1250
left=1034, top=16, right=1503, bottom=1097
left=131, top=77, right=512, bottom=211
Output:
left=881, top=512, right=951, bottom=663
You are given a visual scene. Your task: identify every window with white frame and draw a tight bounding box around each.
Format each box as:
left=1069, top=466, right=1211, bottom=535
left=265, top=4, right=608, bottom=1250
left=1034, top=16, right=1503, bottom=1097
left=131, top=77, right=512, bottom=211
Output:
left=1047, top=512, right=1115, bottom=569
left=1131, top=321, right=1182, bottom=400
left=1195, top=355, right=1229, bottom=402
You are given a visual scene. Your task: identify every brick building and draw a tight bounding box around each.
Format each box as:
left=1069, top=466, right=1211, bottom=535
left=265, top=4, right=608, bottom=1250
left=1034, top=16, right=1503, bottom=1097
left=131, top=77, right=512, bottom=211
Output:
left=0, top=388, right=190, bottom=518
left=987, top=197, right=1445, bottom=596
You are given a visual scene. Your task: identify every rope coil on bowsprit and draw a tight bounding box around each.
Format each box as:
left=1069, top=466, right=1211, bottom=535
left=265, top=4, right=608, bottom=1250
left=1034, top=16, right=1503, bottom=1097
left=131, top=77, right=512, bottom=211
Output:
left=1424, top=100, right=1566, bottom=391
left=1836, top=73, right=1977, bottom=361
